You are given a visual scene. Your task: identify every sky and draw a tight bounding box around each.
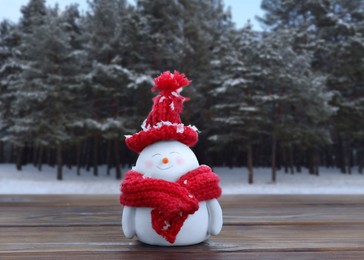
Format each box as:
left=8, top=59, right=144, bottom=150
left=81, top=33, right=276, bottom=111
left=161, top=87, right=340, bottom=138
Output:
left=0, top=0, right=264, bottom=30
left=224, top=0, right=263, bottom=30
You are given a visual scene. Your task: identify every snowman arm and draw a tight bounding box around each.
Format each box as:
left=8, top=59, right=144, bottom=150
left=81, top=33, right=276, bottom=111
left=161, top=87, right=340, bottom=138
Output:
left=206, top=199, right=223, bottom=236
left=122, top=206, right=136, bottom=238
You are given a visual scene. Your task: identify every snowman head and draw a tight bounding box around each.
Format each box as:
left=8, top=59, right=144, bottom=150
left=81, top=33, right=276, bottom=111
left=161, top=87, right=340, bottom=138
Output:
left=134, top=140, right=199, bottom=182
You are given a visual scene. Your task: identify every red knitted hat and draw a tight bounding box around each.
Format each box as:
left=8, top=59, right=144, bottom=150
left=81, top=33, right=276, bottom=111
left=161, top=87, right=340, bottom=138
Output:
left=125, top=71, right=199, bottom=153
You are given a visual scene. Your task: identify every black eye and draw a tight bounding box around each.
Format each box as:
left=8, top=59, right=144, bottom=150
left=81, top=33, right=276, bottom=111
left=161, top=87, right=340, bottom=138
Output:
left=169, top=151, right=180, bottom=155
left=152, top=153, right=162, bottom=157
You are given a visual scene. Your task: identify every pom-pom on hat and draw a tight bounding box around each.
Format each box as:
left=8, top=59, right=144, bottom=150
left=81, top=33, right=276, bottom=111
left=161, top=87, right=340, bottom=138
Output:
left=125, top=71, right=199, bottom=153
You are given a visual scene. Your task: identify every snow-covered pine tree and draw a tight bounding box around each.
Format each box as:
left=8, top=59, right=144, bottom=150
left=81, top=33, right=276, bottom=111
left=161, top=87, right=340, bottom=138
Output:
left=208, top=24, right=262, bottom=184
left=0, top=20, right=19, bottom=163
left=19, top=0, right=47, bottom=33
left=11, top=5, right=86, bottom=180
left=57, top=4, right=89, bottom=175
left=179, top=0, right=233, bottom=78
left=325, top=2, right=364, bottom=174
left=254, top=29, right=336, bottom=179
left=134, top=0, right=186, bottom=71
left=0, top=21, right=11, bottom=123
left=177, top=0, right=235, bottom=163
left=259, top=0, right=364, bottom=173
left=81, top=0, right=153, bottom=179
left=0, top=21, right=22, bottom=164
left=0, top=0, right=48, bottom=170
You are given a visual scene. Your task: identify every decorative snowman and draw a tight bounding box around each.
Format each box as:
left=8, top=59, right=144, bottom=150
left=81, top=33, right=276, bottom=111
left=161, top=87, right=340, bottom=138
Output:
left=120, top=71, right=223, bottom=246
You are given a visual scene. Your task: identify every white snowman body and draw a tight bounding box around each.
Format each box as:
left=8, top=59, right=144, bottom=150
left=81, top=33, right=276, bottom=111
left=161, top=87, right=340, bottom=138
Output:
left=122, top=140, right=223, bottom=246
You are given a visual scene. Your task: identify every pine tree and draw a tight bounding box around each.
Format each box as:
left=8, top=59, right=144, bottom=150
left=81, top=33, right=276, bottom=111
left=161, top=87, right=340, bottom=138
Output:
left=6, top=4, right=86, bottom=179
left=0, top=20, right=19, bottom=163
left=178, top=0, right=235, bottom=165
left=82, top=0, right=153, bottom=179
left=0, top=0, right=48, bottom=170
left=1, top=22, right=21, bottom=166
left=135, top=0, right=186, bottom=71
left=255, top=30, right=335, bottom=179
left=0, top=20, right=16, bottom=129
left=259, top=0, right=364, bottom=173
left=208, top=24, right=262, bottom=184
left=19, top=0, right=47, bottom=33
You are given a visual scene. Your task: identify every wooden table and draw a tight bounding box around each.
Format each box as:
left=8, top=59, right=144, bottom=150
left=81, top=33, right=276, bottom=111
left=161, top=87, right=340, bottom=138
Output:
left=1, top=195, right=364, bottom=259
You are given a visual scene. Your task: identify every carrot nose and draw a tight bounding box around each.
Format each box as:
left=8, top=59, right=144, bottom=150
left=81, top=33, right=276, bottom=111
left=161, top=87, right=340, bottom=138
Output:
left=162, top=157, right=169, bottom=164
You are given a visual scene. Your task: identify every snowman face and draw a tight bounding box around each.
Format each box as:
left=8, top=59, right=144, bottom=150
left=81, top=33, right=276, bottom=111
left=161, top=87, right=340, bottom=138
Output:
left=134, top=140, right=199, bottom=182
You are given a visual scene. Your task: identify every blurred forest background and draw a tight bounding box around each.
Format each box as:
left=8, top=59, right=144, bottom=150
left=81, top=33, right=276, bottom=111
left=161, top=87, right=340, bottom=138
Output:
left=0, top=0, right=363, bottom=181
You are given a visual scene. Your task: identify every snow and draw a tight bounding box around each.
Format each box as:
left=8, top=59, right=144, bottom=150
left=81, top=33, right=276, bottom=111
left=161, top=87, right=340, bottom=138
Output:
left=135, top=75, right=153, bottom=85
left=208, top=135, right=219, bottom=141
left=141, top=121, right=192, bottom=134
left=224, top=78, right=247, bottom=87
left=71, top=118, right=125, bottom=131
left=218, top=167, right=364, bottom=195
left=211, top=86, right=228, bottom=95
left=257, top=94, right=281, bottom=101
left=239, top=106, right=258, bottom=112
left=1, top=164, right=363, bottom=195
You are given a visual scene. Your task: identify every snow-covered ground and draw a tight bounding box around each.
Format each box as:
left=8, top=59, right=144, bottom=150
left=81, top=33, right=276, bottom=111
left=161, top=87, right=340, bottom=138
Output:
left=0, top=163, right=363, bottom=194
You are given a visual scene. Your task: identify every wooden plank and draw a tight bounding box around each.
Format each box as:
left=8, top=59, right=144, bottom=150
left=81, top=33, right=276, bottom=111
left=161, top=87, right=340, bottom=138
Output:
left=1, top=195, right=364, bottom=226
left=1, top=224, right=364, bottom=252
left=1, top=195, right=364, bottom=259
left=1, top=204, right=364, bottom=226
left=0, top=206, right=121, bottom=226
left=223, top=205, right=364, bottom=225
left=1, top=250, right=364, bottom=260
left=2, top=194, right=364, bottom=207
left=0, top=194, right=119, bottom=207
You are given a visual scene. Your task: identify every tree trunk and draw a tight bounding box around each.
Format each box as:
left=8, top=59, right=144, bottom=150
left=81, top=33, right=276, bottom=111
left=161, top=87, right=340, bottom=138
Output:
left=288, top=145, right=294, bottom=174
left=295, top=148, right=302, bottom=173
left=57, top=144, right=63, bottom=181
left=32, top=146, right=38, bottom=167
left=296, top=164, right=302, bottom=173
left=337, top=135, right=346, bottom=174
left=66, top=148, right=72, bottom=170
left=86, top=141, right=91, bottom=172
left=7, top=143, right=14, bottom=163
left=80, top=141, right=86, bottom=169
left=106, top=139, right=111, bottom=176
left=308, top=149, right=315, bottom=175
left=283, top=146, right=289, bottom=174
left=107, top=162, right=111, bottom=176
left=26, top=146, right=32, bottom=166
left=348, top=141, right=352, bottom=175
left=37, top=146, right=43, bottom=171
left=114, top=138, right=121, bottom=180
left=16, top=146, right=23, bottom=171
left=50, top=148, right=56, bottom=167
left=0, top=142, right=3, bottom=163
left=76, top=142, right=81, bottom=176
left=93, top=135, right=99, bottom=177
left=110, top=96, right=119, bottom=176
left=271, top=133, right=277, bottom=183
left=324, top=147, right=332, bottom=168
left=313, top=148, right=319, bottom=176
left=247, top=144, right=253, bottom=184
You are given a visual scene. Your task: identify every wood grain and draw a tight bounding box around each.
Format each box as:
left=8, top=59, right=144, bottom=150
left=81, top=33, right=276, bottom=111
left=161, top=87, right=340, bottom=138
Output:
left=1, top=194, right=364, bottom=259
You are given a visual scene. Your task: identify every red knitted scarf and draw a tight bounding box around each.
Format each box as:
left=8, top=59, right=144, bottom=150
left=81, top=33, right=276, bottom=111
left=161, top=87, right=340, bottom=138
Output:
left=120, top=165, right=221, bottom=243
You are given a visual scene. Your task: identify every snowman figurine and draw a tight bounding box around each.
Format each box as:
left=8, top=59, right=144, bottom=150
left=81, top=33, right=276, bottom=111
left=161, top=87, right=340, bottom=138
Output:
left=120, top=71, right=223, bottom=246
